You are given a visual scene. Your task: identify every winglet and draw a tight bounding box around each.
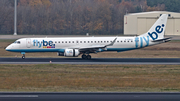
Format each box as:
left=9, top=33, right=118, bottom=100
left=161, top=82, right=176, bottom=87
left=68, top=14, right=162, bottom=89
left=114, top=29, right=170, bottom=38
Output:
left=106, top=38, right=117, bottom=47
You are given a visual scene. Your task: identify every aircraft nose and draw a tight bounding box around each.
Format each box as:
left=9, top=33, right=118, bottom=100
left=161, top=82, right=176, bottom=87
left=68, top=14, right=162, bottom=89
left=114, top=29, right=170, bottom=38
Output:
left=6, top=45, right=11, bottom=51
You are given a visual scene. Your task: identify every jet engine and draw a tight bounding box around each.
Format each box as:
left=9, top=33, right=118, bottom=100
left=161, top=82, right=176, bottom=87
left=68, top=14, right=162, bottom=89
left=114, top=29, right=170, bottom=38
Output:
left=64, top=49, right=80, bottom=57
left=57, top=52, right=64, bottom=56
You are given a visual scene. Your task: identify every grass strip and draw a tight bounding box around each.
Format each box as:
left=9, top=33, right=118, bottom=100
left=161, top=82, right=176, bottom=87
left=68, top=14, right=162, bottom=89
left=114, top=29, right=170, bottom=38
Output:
left=0, top=64, right=179, bottom=92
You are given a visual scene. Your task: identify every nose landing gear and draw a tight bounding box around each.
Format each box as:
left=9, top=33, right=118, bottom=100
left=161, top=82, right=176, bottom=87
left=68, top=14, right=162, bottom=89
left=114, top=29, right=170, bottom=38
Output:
left=21, top=52, right=25, bottom=59
left=82, top=54, right=91, bottom=60
left=22, top=54, right=25, bottom=59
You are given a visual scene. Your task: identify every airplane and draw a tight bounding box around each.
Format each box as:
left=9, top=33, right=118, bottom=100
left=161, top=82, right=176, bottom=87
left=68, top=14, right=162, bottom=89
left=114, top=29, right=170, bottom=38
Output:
left=6, top=14, right=171, bottom=59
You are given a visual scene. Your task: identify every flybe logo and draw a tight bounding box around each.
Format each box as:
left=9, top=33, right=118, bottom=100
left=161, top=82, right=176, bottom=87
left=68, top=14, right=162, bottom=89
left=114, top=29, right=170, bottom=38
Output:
left=33, top=40, right=55, bottom=48
left=135, top=36, right=149, bottom=48
left=148, top=24, right=165, bottom=40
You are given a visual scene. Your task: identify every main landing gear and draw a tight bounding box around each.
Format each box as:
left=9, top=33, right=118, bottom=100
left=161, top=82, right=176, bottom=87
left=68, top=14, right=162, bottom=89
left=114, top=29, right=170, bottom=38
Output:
left=82, top=54, right=91, bottom=60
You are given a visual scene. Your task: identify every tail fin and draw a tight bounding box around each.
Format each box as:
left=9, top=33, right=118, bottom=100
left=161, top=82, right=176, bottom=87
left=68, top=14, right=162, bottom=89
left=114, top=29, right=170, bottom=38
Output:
left=140, top=14, right=168, bottom=41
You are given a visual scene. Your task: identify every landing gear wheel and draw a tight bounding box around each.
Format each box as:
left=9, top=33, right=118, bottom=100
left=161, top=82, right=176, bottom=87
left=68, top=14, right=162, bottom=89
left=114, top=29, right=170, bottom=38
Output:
left=22, top=54, right=25, bottom=59
left=87, top=55, right=91, bottom=60
left=82, top=54, right=87, bottom=59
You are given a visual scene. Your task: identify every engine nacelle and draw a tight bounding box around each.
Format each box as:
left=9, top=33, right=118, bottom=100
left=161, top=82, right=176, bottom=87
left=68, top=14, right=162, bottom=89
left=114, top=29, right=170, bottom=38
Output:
left=64, top=49, right=80, bottom=57
left=57, top=52, right=64, bottom=56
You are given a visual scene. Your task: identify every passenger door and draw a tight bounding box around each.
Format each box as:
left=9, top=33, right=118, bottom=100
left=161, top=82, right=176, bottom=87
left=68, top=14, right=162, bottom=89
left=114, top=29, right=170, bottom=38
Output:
left=26, top=39, right=31, bottom=48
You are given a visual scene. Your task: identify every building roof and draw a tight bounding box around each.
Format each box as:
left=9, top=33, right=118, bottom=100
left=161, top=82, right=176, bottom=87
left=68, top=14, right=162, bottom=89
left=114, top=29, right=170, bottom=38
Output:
left=125, top=11, right=179, bottom=16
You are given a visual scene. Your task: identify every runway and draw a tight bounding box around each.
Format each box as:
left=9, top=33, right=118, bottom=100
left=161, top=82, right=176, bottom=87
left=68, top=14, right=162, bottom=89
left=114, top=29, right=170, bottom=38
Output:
left=0, top=58, right=180, bottom=65
left=0, top=92, right=180, bottom=101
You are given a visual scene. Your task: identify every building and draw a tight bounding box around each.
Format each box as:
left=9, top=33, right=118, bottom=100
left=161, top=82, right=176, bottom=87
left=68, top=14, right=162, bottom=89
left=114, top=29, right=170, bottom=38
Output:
left=124, top=11, right=180, bottom=36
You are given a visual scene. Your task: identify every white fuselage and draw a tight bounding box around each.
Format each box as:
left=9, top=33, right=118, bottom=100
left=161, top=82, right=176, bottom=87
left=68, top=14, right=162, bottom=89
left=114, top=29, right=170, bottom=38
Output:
left=6, top=36, right=158, bottom=53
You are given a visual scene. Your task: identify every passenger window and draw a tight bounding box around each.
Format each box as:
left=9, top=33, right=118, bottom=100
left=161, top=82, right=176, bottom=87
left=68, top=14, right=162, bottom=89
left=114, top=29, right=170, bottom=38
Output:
left=62, top=41, right=64, bottom=43
left=88, top=41, right=90, bottom=43
left=59, top=41, right=60, bottom=43
left=72, top=41, right=74, bottom=43
left=104, top=41, right=106, bottom=43
left=101, top=41, right=103, bottom=43
left=91, top=41, right=93, bottom=43
left=107, top=41, right=109, bottom=43
left=80, top=41, right=82, bottom=43
left=84, top=41, right=86, bottom=43
left=94, top=41, right=96, bottom=43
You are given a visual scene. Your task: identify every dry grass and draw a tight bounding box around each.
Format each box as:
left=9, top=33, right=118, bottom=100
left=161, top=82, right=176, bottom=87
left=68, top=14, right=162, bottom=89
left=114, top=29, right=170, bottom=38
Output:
left=1, top=40, right=180, bottom=58
left=0, top=64, right=180, bottom=92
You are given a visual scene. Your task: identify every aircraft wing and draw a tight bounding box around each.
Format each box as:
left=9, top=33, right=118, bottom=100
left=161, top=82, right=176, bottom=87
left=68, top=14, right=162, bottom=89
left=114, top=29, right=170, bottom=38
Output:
left=75, top=38, right=117, bottom=53
left=78, top=45, right=106, bottom=52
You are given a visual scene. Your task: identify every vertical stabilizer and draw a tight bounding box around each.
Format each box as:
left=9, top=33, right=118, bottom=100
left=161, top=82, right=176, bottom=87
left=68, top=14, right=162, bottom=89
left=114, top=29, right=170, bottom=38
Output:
left=140, top=14, right=168, bottom=41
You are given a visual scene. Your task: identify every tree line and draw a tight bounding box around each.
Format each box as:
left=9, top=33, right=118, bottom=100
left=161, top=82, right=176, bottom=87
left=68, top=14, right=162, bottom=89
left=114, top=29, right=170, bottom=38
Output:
left=1, top=0, right=180, bottom=35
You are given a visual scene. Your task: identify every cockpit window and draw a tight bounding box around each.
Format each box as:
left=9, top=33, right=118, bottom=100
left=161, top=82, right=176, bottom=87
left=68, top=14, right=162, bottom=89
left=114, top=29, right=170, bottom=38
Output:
left=17, top=41, right=21, bottom=44
left=14, top=41, right=20, bottom=44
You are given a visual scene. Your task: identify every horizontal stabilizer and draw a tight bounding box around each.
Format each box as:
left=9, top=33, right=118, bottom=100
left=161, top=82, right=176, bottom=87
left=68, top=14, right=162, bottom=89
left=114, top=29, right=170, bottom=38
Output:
left=151, top=37, right=171, bottom=42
